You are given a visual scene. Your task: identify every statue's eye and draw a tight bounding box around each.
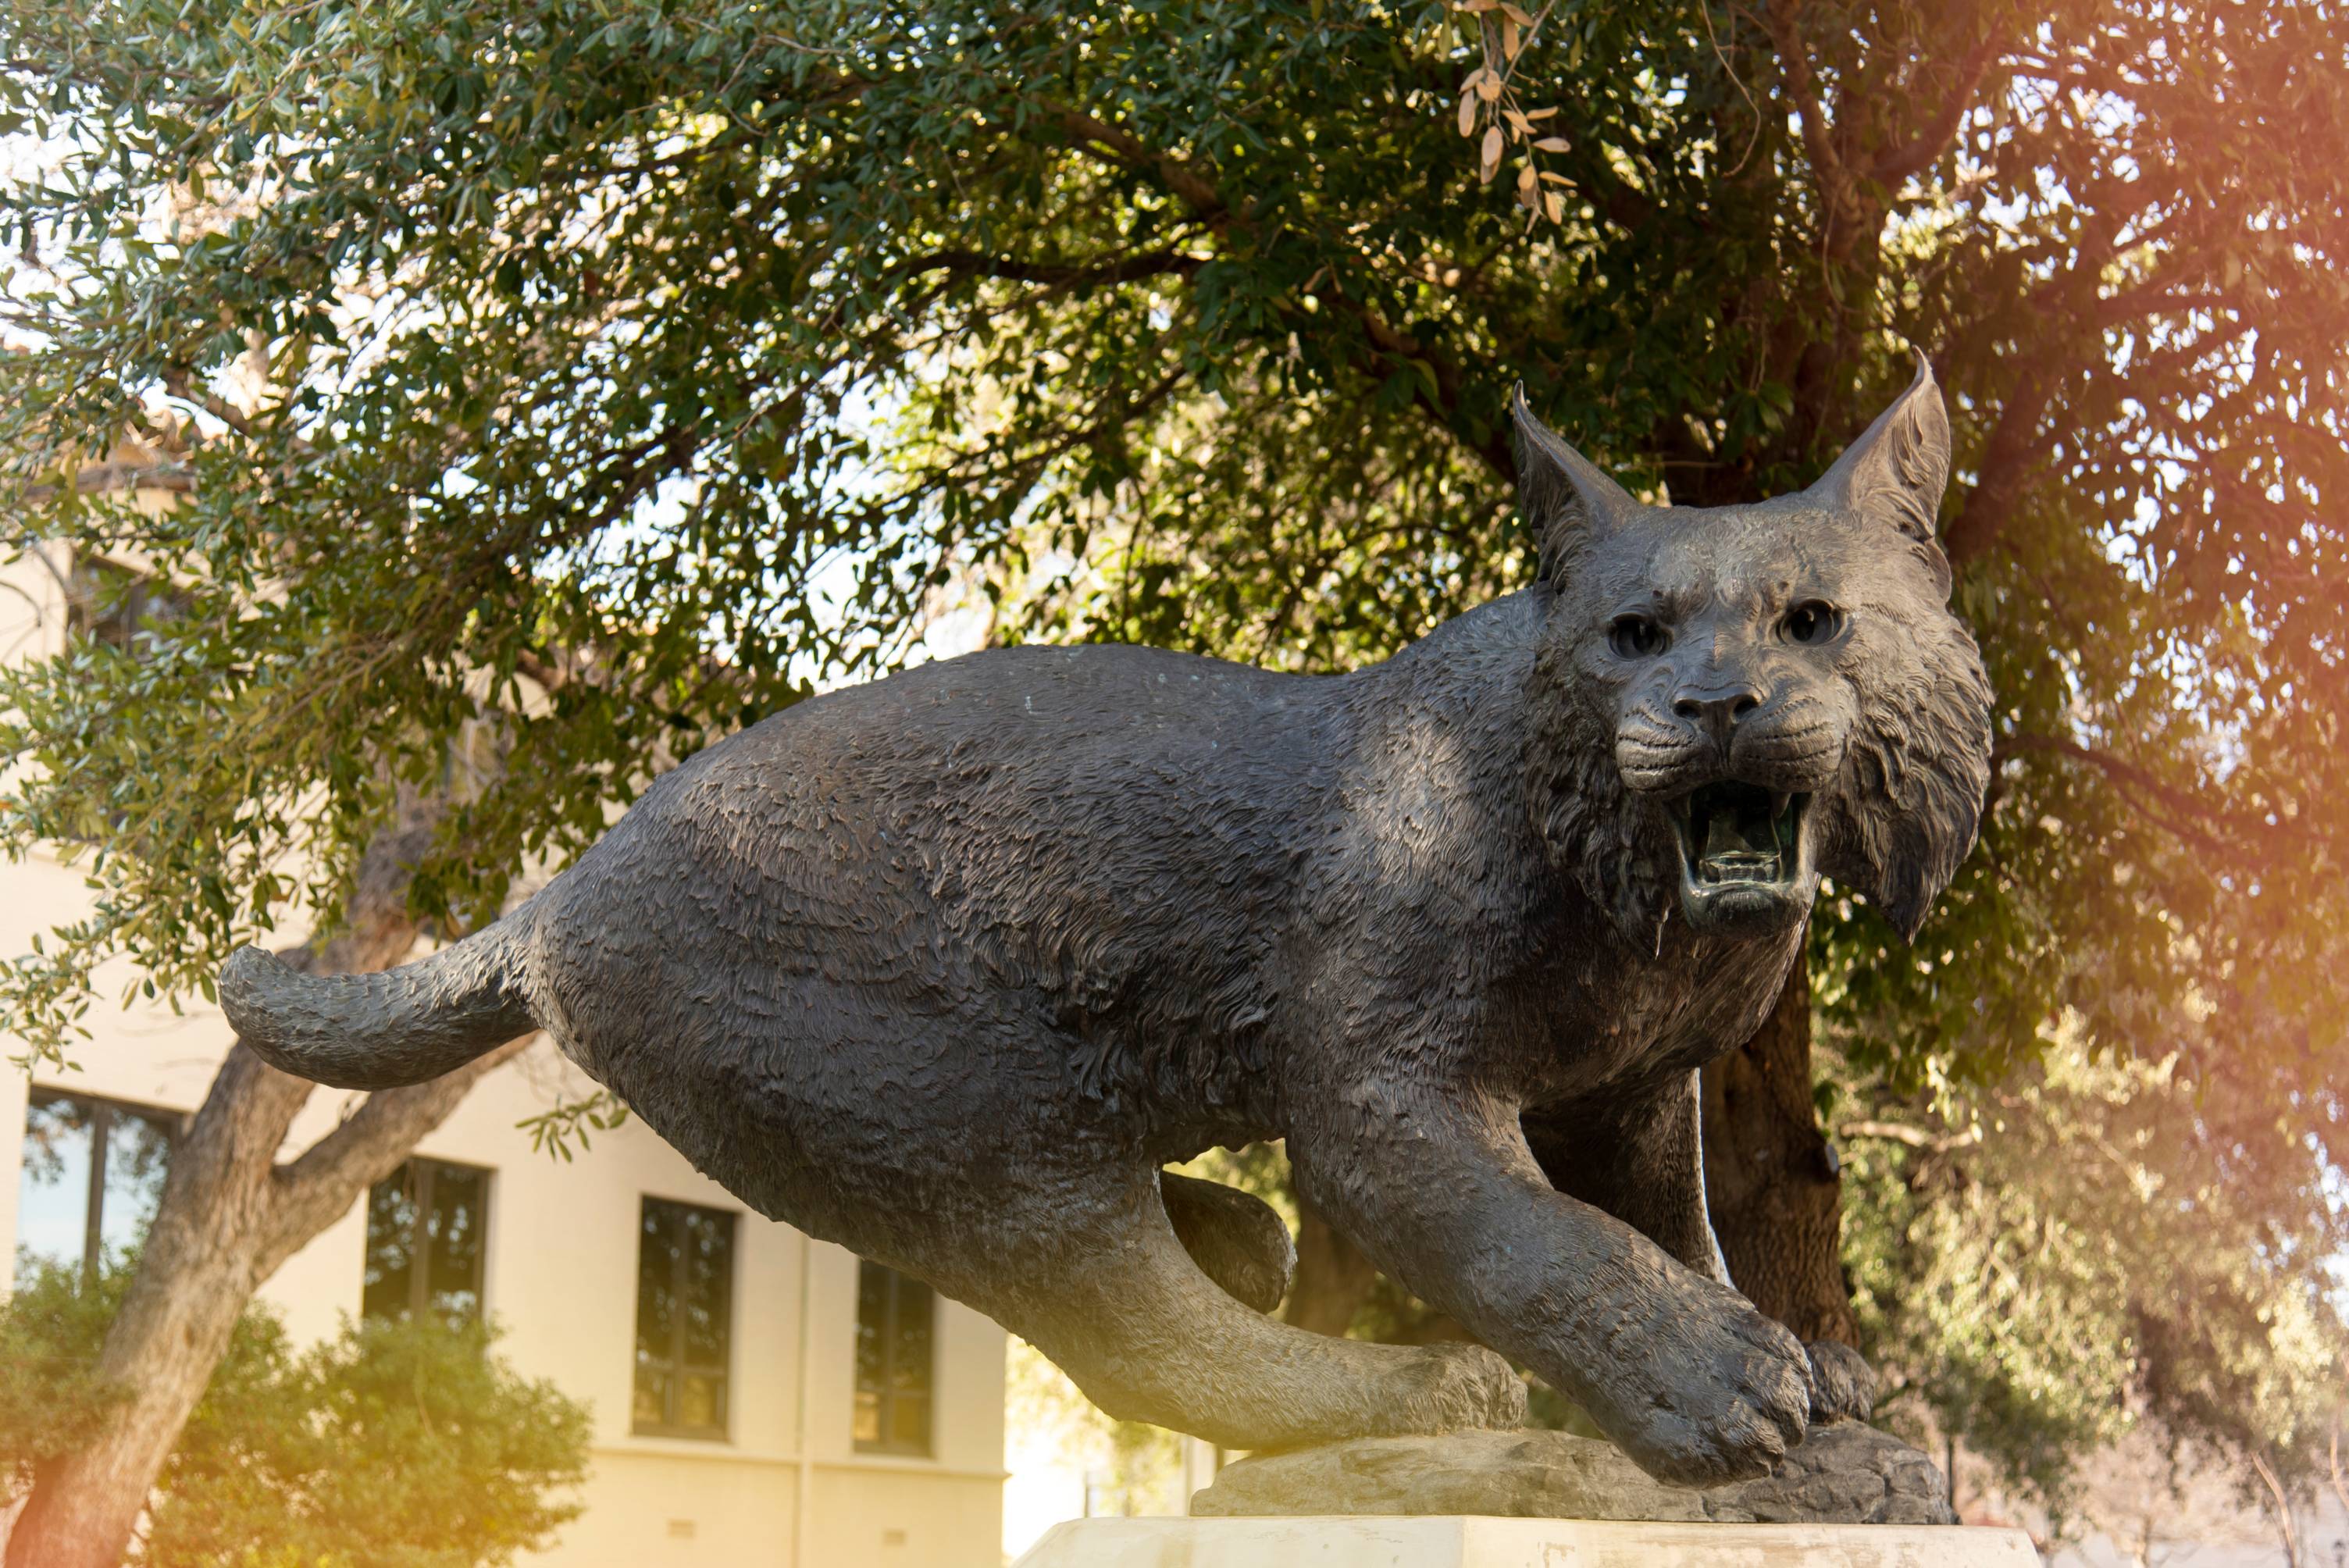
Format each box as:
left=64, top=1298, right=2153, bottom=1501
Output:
left=1609, top=615, right=1668, bottom=659
left=1781, top=602, right=1843, bottom=646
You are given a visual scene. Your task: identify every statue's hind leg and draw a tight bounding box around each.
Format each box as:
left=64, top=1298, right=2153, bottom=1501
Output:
left=988, top=1167, right=1525, bottom=1450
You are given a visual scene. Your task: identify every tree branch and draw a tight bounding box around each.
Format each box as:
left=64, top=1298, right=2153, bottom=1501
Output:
left=1763, top=1, right=1855, bottom=227
left=1942, top=360, right=2057, bottom=566
left=2247, top=1447, right=2302, bottom=1568
left=19, top=461, right=196, bottom=504
left=161, top=368, right=289, bottom=450
left=1837, top=1120, right=1982, bottom=1153
left=1019, top=94, right=1506, bottom=476
left=1028, top=101, right=1236, bottom=229
left=1942, top=204, right=2205, bottom=565
left=1995, top=732, right=2308, bottom=868
left=263, top=1035, right=533, bottom=1272
left=893, top=246, right=1206, bottom=288
left=1870, top=34, right=2002, bottom=188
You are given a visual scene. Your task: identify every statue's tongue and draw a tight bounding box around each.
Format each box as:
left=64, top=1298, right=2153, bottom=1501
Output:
left=1699, top=795, right=1780, bottom=881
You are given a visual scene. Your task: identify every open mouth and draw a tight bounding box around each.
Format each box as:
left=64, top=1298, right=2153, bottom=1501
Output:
left=1666, top=782, right=1809, bottom=898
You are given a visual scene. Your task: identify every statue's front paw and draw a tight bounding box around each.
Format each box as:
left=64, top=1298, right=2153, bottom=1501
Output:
left=1803, top=1339, right=1877, bottom=1422
left=1582, top=1277, right=1811, bottom=1488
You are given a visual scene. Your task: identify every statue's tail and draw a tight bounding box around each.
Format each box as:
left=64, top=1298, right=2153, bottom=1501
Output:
left=219, top=907, right=543, bottom=1089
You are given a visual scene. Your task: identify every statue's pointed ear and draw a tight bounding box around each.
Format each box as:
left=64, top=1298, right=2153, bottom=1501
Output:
left=1513, top=383, right=1636, bottom=583
left=1813, top=355, right=1952, bottom=547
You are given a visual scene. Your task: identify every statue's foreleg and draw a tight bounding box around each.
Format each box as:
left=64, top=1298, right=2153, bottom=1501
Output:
left=1524, top=1070, right=1731, bottom=1285
left=1521, top=1071, right=1874, bottom=1423
left=1286, top=1064, right=1816, bottom=1488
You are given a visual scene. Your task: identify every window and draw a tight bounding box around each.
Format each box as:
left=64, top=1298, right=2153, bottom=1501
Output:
left=853, top=1260, right=935, bottom=1456
left=66, top=555, right=184, bottom=658
left=362, top=1158, right=490, bottom=1329
left=15, top=1090, right=177, bottom=1291
left=633, top=1198, right=736, bottom=1439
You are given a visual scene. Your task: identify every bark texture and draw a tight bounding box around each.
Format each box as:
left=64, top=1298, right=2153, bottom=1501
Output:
left=1283, top=1192, right=1380, bottom=1338
left=1699, top=951, right=1860, bottom=1346
left=4, top=811, right=527, bottom=1568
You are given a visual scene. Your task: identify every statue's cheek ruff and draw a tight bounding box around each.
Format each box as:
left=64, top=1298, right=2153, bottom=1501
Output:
left=1818, top=629, right=1994, bottom=941
left=1525, top=644, right=1677, bottom=948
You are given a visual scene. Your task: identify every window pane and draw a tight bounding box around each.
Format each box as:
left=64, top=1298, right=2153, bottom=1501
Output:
left=633, top=1198, right=732, bottom=1436
left=854, top=1261, right=887, bottom=1395
left=97, top=1107, right=173, bottom=1263
left=854, top=1261, right=935, bottom=1454
left=16, top=1097, right=95, bottom=1285
left=362, top=1168, right=420, bottom=1322
left=635, top=1205, right=675, bottom=1363
left=890, top=1276, right=935, bottom=1394
left=633, top=1366, right=670, bottom=1430
left=70, top=557, right=184, bottom=658
left=680, top=1210, right=732, bottom=1366
left=678, top=1373, right=723, bottom=1431
left=423, top=1163, right=487, bottom=1328
left=893, top=1392, right=931, bottom=1455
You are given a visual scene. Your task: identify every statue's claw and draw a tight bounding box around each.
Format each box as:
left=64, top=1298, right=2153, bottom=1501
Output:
left=1803, top=1339, right=1879, bottom=1424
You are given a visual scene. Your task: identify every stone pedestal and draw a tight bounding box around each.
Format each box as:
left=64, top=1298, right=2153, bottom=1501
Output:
left=1013, top=1516, right=2037, bottom=1567
left=1014, top=1425, right=2016, bottom=1566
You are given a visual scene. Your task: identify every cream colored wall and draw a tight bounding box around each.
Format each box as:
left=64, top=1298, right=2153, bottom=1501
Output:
left=0, top=547, right=1007, bottom=1568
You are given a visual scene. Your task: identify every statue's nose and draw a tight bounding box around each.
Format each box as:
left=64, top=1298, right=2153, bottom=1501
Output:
left=1671, top=682, right=1763, bottom=750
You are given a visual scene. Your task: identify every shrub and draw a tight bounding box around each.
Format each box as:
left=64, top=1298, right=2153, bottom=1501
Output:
left=2, top=1258, right=590, bottom=1566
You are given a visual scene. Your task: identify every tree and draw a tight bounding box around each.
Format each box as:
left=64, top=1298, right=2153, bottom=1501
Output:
left=0, top=786, right=529, bottom=1567
left=2, top=1259, right=590, bottom=1567
left=1836, top=1031, right=2347, bottom=1552
left=4, top=0, right=2345, bottom=1556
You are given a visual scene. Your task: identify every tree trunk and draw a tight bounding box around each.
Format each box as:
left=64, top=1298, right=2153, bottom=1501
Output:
left=2248, top=1448, right=2302, bottom=1568
left=1282, top=1192, right=1379, bottom=1338
left=4, top=810, right=525, bottom=1568
left=1699, top=950, right=1859, bottom=1345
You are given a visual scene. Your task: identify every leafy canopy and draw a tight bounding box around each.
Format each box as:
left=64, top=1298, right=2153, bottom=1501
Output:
left=5, top=0, right=2341, bottom=1092
left=1841, top=1039, right=2347, bottom=1517
left=2, top=0, right=2341, bottom=1076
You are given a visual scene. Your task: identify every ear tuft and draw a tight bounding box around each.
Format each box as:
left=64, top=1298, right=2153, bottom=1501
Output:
left=1512, top=383, right=1638, bottom=583
left=1812, top=354, right=1952, bottom=547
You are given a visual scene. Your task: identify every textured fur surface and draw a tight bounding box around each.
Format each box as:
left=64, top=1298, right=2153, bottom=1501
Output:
left=223, top=365, right=1992, bottom=1485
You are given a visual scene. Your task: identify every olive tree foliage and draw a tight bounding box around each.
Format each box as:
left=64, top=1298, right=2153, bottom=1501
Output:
left=0, top=0, right=2340, bottom=1064
left=1840, top=1036, right=2347, bottom=1523
left=0, top=0, right=2344, bottom=1467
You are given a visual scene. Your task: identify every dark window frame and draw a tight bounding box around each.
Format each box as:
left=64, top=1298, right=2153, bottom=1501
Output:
left=633, top=1196, right=737, bottom=1441
left=20, top=1089, right=182, bottom=1292
left=853, top=1260, right=936, bottom=1457
left=362, top=1156, right=492, bottom=1329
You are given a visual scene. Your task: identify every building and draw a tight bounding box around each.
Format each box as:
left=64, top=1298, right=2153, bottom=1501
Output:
left=0, top=543, right=1009, bottom=1566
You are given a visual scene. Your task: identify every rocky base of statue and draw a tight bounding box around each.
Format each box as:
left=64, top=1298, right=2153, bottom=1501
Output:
left=1190, top=1420, right=1955, bottom=1526
left=1014, top=1516, right=2029, bottom=1568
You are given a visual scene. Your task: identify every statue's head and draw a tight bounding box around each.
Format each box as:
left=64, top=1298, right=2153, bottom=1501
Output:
left=1518, top=361, right=1994, bottom=946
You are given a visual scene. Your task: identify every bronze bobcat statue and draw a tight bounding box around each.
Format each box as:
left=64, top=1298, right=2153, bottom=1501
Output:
left=224, top=365, right=1992, bottom=1485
